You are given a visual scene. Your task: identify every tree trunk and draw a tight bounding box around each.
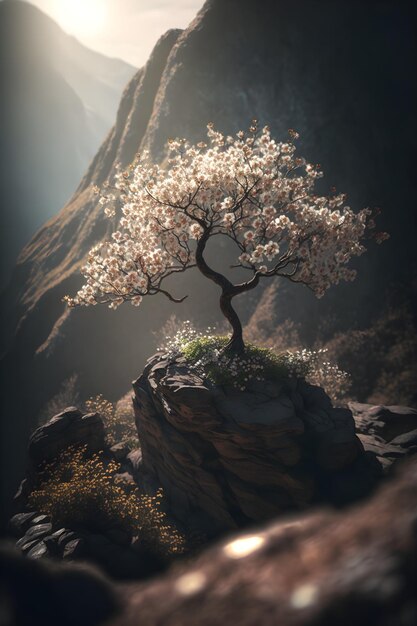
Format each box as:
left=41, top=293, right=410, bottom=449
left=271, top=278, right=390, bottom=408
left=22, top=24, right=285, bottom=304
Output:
left=220, top=291, right=245, bottom=355
left=195, top=229, right=260, bottom=356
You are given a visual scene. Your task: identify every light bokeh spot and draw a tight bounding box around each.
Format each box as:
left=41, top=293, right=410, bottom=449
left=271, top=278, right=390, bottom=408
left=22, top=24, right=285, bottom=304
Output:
left=290, top=583, right=318, bottom=609
left=224, top=535, right=265, bottom=559
left=175, top=570, right=207, bottom=596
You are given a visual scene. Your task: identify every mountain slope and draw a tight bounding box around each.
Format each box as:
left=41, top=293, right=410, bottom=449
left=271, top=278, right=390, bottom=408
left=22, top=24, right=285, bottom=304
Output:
left=1, top=0, right=416, bottom=519
left=0, top=0, right=136, bottom=285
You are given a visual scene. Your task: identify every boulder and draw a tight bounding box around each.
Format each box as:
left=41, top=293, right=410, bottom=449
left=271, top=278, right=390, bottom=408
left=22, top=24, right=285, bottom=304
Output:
left=16, top=523, right=52, bottom=547
left=132, top=354, right=365, bottom=534
left=43, top=530, right=67, bottom=557
left=109, top=441, right=131, bottom=462
left=391, top=428, right=417, bottom=451
left=57, top=530, right=78, bottom=549
left=350, top=403, right=417, bottom=469
left=17, top=539, right=39, bottom=555
left=27, top=541, right=49, bottom=560
left=28, top=407, right=106, bottom=468
left=350, top=402, right=417, bottom=440
left=125, top=449, right=143, bottom=477
left=8, top=511, right=37, bottom=536
left=63, top=538, right=85, bottom=560
left=10, top=508, right=167, bottom=580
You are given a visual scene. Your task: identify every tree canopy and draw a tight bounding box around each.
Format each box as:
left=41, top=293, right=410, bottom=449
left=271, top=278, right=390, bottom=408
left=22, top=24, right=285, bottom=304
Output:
left=66, top=122, right=387, bottom=352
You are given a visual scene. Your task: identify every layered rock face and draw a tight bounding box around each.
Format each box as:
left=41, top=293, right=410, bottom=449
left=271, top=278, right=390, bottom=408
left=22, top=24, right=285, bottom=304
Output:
left=133, top=355, right=367, bottom=534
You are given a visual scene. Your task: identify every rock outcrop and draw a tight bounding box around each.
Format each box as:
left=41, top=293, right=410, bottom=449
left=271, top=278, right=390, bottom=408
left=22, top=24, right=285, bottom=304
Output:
left=133, top=355, right=372, bottom=534
left=350, top=402, right=417, bottom=470
left=28, top=407, right=106, bottom=468
left=133, top=357, right=417, bottom=535
left=12, top=407, right=107, bottom=512
left=9, top=407, right=167, bottom=580
left=351, top=402, right=417, bottom=443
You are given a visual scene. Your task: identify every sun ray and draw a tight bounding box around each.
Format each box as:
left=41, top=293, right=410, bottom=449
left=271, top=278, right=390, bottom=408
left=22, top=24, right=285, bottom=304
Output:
left=54, top=0, right=109, bottom=38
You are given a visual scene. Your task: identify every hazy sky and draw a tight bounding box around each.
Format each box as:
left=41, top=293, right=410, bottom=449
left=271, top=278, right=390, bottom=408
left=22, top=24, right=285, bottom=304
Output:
left=29, top=0, right=205, bottom=67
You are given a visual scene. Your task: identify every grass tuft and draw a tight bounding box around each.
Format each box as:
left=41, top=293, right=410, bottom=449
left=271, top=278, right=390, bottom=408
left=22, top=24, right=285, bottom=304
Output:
left=181, top=335, right=290, bottom=389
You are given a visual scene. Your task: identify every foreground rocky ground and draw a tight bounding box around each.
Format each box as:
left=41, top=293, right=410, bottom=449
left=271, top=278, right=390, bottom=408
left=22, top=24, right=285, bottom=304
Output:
left=2, top=360, right=417, bottom=625
left=2, top=455, right=417, bottom=626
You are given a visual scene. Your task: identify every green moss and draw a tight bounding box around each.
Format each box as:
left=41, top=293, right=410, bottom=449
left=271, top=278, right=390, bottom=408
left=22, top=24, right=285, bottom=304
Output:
left=181, top=335, right=290, bottom=389
left=181, top=335, right=228, bottom=361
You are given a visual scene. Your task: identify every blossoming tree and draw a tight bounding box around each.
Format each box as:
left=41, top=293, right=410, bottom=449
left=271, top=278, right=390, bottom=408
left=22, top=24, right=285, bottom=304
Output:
left=66, top=122, right=387, bottom=354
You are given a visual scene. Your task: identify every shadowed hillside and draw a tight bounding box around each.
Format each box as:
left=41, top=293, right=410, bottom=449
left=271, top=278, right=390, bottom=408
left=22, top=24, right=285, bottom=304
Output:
left=0, top=0, right=136, bottom=285
left=1, top=0, right=416, bottom=521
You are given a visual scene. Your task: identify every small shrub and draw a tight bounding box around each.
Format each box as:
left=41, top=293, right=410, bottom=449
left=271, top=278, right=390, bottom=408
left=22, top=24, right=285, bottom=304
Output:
left=85, top=394, right=139, bottom=448
left=285, top=349, right=351, bottom=404
left=28, top=446, right=185, bottom=556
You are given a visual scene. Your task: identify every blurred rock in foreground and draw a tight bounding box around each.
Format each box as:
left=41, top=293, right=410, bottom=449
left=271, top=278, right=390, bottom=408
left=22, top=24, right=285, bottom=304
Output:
left=3, top=456, right=417, bottom=626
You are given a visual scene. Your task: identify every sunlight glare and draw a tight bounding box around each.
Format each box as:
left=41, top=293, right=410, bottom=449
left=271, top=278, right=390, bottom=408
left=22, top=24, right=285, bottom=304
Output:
left=54, top=0, right=109, bottom=38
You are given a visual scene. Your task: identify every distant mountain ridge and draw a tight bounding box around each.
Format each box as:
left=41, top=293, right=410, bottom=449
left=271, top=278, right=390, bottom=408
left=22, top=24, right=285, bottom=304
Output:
left=1, top=0, right=416, bottom=521
left=0, top=0, right=136, bottom=285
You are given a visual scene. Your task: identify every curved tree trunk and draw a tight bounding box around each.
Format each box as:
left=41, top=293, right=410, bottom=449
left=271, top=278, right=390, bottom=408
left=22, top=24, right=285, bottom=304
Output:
left=195, top=229, right=260, bottom=355
left=220, top=291, right=245, bottom=354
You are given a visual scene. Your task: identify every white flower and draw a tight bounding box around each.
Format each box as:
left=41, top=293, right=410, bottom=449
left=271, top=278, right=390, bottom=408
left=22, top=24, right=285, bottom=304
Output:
left=223, top=213, right=235, bottom=226
left=66, top=123, right=382, bottom=311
